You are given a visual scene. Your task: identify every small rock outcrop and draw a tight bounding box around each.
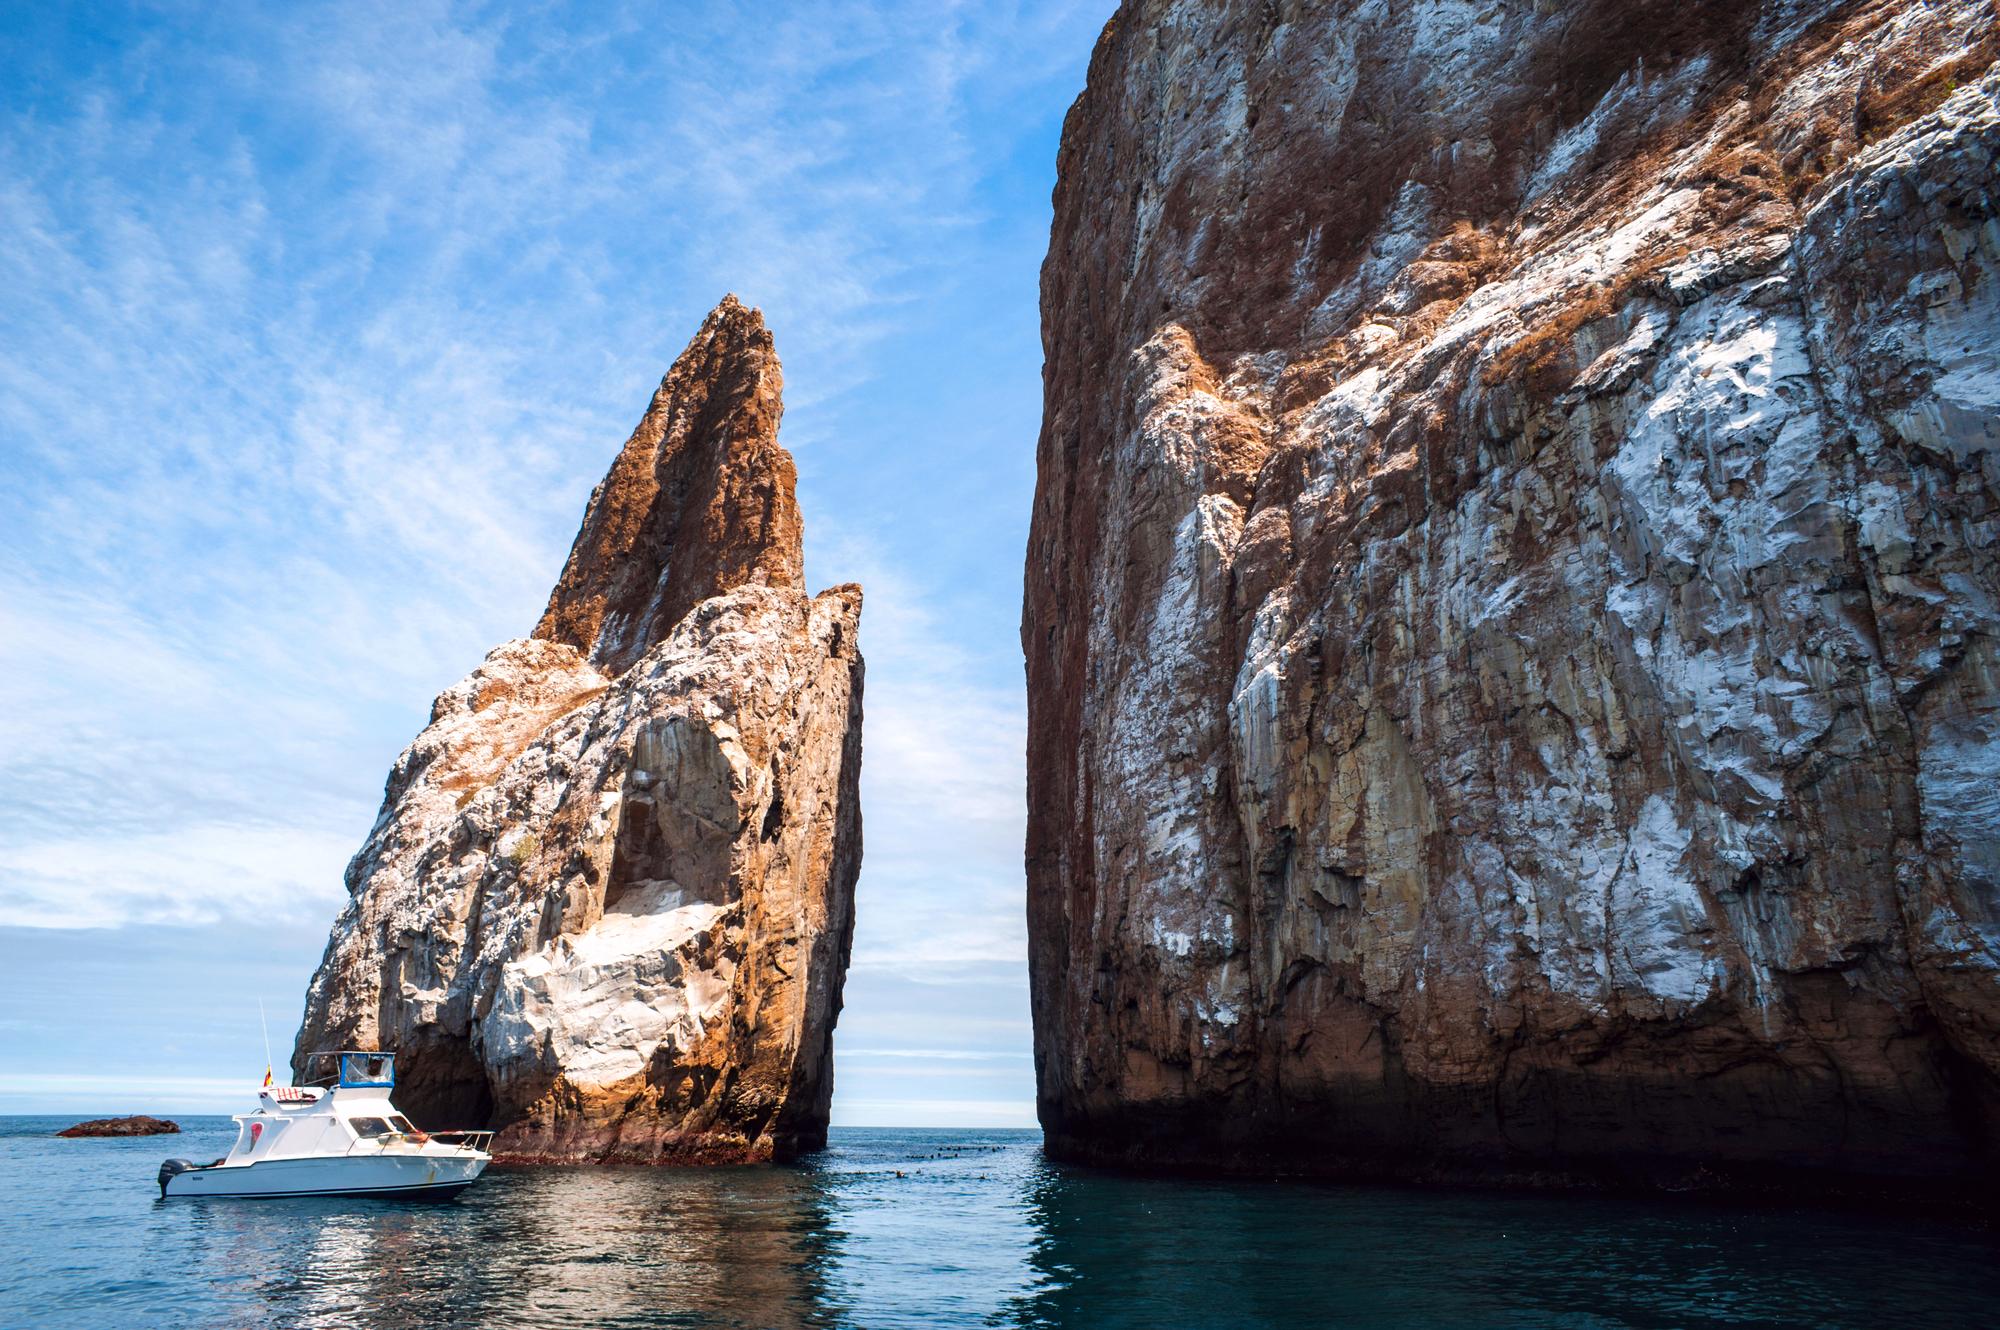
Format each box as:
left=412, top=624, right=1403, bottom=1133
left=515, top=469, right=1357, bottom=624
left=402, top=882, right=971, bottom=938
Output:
left=1024, top=1, right=1999, bottom=1197
left=297, top=297, right=862, bottom=1163
left=57, top=1116, right=179, bottom=1137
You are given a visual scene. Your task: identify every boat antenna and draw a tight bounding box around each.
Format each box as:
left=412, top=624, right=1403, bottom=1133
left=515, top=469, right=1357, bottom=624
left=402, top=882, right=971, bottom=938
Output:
left=259, top=998, right=275, bottom=1086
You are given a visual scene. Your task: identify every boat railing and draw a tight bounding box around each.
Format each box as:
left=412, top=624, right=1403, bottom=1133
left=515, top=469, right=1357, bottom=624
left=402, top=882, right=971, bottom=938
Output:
left=429, top=1130, right=495, bottom=1154
left=343, top=1129, right=495, bottom=1156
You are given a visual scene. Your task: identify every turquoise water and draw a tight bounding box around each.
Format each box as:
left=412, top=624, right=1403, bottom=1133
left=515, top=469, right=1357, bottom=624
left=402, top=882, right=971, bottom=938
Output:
left=2, top=1117, right=1993, bottom=1328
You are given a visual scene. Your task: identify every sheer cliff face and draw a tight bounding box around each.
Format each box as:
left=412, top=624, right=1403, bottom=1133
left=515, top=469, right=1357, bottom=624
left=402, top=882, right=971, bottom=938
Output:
left=297, top=298, right=862, bottom=1163
left=1024, top=0, right=2000, bottom=1190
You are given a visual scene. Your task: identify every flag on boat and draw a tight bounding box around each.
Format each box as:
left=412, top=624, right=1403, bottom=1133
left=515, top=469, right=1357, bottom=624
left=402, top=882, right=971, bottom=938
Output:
left=262, top=1065, right=274, bottom=1088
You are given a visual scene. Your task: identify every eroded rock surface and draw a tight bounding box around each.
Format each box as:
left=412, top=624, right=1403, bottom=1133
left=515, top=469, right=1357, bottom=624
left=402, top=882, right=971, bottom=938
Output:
left=298, top=298, right=862, bottom=1163
left=1024, top=0, right=1999, bottom=1195
left=535, top=294, right=805, bottom=677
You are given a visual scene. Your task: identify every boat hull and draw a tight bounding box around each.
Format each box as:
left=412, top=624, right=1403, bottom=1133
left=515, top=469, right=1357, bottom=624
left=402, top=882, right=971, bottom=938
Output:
left=161, top=1152, right=488, bottom=1200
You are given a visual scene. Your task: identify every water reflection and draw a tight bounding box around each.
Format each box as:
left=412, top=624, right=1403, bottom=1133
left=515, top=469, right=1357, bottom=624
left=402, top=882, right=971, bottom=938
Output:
left=1008, top=1156, right=2000, bottom=1329
left=7, top=1120, right=1996, bottom=1329
left=188, top=1162, right=846, bottom=1328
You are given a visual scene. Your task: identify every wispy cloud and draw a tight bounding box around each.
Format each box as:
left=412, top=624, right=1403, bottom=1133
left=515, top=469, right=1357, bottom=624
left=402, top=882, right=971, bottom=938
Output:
left=829, top=1098, right=1039, bottom=1128
left=0, top=0, right=1112, bottom=1122
left=821, top=524, right=1029, bottom=983
left=842, top=1049, right=1033, bottom=1061
left=0, top=1072, right=273, bottom=1112
left=4, top=825, right=356, bottom=931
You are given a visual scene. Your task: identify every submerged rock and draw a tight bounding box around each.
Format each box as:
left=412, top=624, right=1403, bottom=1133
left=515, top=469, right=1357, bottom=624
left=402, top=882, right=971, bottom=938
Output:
left=297, top=297, right=862, bottom=1163
left=57, top=1116, right=179, bottom=1137
left=1023, top=1, right=2000, bottom=1196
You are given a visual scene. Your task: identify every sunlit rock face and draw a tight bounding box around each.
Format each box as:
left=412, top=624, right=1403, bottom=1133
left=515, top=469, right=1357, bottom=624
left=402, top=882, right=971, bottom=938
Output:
left=297, top=298, right=863, bottom=1163
left=534, top=295, right=806, bottom=678
left=1024, top=0, right=1999, bottom=1194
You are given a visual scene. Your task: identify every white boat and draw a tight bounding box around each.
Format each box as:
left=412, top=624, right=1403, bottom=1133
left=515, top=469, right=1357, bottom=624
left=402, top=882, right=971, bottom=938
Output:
left=158, top=1051, right=492, bottom=1200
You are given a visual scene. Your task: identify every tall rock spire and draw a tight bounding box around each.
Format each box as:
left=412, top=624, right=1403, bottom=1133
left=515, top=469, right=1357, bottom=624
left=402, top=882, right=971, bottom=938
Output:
left=535, top=294, right=805, bottom=675
left=295, top=298, right=861, bottom=1165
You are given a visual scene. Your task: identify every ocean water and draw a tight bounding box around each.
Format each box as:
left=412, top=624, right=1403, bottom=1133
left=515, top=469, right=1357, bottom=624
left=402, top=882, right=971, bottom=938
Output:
left=2, top=1117, right=1993, bottom=1328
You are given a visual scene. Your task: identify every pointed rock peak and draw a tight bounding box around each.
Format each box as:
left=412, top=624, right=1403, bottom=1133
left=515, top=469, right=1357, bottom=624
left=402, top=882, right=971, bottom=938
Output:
left=535, top=296, right=805, bottom=675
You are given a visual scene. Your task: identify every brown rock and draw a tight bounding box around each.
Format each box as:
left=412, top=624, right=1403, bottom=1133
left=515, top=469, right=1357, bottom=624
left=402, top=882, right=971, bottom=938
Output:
left=57, top=1116, right=179, bottom=1137
left=1024, top=0, right=2000, bottom=1199
left=296, top=298, right=862, bottom=1163
left=535, top=294, right=805, bottom=677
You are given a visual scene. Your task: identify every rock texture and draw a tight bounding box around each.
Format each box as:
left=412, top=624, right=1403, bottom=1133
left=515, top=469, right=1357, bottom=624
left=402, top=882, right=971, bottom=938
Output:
left=297, top=297, right=862, bottom=1164
left=1024, top=0, right=2000, bottom=1196
left=57, top=1116, right=179, bottom=1137
left=535, top=297, right=805, bottom=677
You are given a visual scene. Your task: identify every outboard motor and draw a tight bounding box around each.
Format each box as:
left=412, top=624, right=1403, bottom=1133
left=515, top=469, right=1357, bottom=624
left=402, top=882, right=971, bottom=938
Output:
left=157, top=1158, right=198, bottom=1198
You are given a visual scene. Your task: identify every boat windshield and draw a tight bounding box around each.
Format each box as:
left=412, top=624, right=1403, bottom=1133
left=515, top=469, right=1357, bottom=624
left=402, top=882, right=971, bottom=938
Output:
left=389, top=1115, right=420, bottom=1134
left=337, top=1053, right=395, bottom=1087
left=347, top=1116, right=398, bottom=1139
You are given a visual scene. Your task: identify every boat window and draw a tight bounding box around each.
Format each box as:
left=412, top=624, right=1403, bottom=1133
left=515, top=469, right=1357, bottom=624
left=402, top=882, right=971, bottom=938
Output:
left=337, top=1053, right=395, bottom=1087
left=347, top=1116, right=397, bottom=1139
left=388, top=1115, right=419, bottom=1134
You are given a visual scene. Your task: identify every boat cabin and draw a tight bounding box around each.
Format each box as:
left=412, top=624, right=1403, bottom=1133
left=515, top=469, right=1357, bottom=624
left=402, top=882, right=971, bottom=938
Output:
left=157, top=1047, right=491, bottom=1199
left=213, top=1050, right=486, bottom=1165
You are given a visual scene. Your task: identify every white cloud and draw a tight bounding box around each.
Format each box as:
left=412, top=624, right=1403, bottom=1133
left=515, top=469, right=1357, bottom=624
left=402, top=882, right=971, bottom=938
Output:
left=0, top=0, right=1115, bottom=1125
left=2, top=823, right=355, bottom=931
left=0, top=1072, right=272, bottom=1113
left=829, top=1097, right=1039, bottom=1128
left=841, top=1049, right=1033, bottom=1061
left=0, top=0, right=1033, bottom=930
left=814, top=523, right=1029, bottom=982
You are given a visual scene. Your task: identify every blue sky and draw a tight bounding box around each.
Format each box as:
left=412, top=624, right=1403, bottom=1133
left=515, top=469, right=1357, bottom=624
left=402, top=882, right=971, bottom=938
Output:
left=0, top=0, right=1111, bottom=1124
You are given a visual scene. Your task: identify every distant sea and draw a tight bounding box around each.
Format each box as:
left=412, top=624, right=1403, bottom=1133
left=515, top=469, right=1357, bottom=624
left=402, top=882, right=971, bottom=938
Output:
left=3, top=1116, right=1994, bottom=1328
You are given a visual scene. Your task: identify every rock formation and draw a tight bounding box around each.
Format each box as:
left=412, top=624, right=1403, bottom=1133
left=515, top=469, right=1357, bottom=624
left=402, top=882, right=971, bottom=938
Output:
left=297, top=297, right=863, bottom=1163
left=1024, top=0, right=1999, bottom=1197
left=57, top=1116, right=179, bottom=1137
left=534, top=297, right=805, bottom=677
